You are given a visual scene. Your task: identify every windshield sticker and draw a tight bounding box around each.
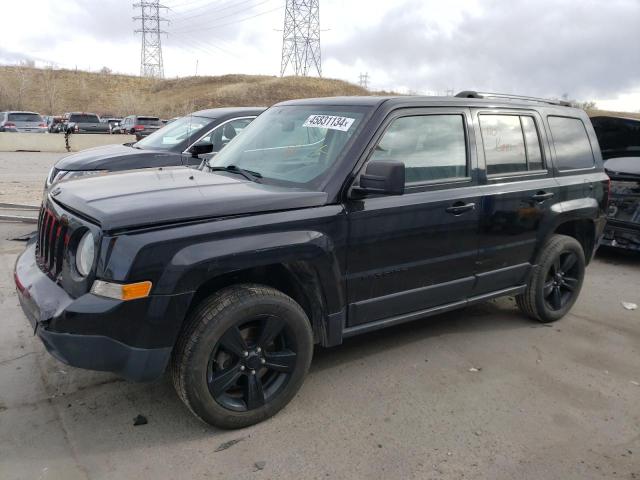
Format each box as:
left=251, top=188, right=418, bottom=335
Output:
left=303, top=115, right=355, bottom=132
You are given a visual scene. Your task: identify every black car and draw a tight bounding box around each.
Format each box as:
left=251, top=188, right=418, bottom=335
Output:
left=16, top=92, right=608, bottom=429
left=103, top=117, right=123, bottom=134
left=120, top=115, right=164, bottom=140
left=47, top=107, right=265, bottom=187
left=591, top=116, right=640, bottom=251
left=46, top=115, right=65, bottom=133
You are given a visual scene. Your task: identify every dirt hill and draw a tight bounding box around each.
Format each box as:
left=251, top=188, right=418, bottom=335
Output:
left=0, top=65, right=638, bottom=120
left=0, top=66, right=369, bottom=118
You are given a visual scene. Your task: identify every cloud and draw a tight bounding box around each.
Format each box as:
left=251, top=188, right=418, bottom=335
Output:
left=324, top=0, right=640, bottom=100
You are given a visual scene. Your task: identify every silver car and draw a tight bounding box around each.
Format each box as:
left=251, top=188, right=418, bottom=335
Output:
left=0, top=111, right=47, bottom=133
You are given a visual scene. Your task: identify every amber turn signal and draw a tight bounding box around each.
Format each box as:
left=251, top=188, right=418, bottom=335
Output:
left=91, top=280, right=152, bottom=301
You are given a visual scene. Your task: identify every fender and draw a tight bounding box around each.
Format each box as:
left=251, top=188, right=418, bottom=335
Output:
left=99, top=205, right=347, bottom=317
left=530, top=197, right=605, bottom=265
left=156, top=229, right=345, bottom=311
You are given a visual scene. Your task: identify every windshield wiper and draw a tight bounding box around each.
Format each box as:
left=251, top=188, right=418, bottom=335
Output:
left=208, top=165, right=262, bottom=182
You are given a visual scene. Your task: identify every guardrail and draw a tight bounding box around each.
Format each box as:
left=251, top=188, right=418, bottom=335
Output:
left=0, top=203, right=39, bottom=223
left=0, top=132, right=137, bottom=153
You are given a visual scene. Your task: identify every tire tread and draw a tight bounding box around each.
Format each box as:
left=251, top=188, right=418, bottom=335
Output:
left=516, top=234, right=584, bottom=323
left=170, top=284, right=308, bottom=426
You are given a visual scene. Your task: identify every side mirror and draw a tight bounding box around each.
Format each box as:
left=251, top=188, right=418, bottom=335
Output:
left=188, top=140, right=214, bottom=157
left=354, top=160, right=405, bottom=196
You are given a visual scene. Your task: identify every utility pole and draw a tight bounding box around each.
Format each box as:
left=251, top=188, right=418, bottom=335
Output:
left=280, top=0, right=322, bottom=77
left=359, top=72, right=370, bottom=90
left=133, top=0, right=168, bottom=78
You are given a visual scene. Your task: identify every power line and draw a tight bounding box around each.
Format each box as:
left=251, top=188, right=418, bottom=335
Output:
left=133, top=0, right=169, bottom=78
left=169, top=0, right=257, bottom=24
left=280, top=0, right=322, bottom=77
left=165, top=0, right=219, bottom=11
left=169, top=0, right=275, bottom=33
left=170, top=30, right=235, bottom=57
left=170, top=5, right=281, bottom=33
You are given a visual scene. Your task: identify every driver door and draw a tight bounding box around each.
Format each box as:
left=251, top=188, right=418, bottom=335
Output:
left=345, top=108, right=481, bottom=328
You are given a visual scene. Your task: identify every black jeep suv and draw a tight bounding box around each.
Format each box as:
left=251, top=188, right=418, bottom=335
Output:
left=15, top=92, right=608, bottom=429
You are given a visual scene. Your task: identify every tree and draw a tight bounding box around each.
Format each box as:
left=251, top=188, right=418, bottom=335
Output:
left=40, top=65, right=60, bottom=114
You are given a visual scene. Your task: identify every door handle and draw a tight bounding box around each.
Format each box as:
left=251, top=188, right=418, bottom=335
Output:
left=531, top=191, right=554, bottom=202
left=445, top=202, right=476, bottom=215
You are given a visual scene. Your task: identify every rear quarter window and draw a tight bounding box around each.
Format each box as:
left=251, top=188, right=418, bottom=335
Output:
left=548, top=116, right=595, bottom=170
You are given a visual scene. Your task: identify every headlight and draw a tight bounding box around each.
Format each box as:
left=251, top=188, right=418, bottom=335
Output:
left=76, top=231, right=95, bottom=277
left=48, top=169, right=109, bottom=187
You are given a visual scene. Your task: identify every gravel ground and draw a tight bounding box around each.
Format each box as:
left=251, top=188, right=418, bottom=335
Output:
left=0, top=220, right=639, bottom=480
left=0, top=151, right=639, bottom=479
left=0, top=152, right=65, bottom=205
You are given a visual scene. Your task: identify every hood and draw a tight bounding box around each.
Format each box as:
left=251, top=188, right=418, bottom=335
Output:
left=51, top=167, right=328, bottom=231
left=55, top=143, right=183, bottom=171
left=604, top=157, right=640, bottom=181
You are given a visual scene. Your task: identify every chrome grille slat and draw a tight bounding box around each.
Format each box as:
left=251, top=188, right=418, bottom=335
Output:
left=35, top=205, right=70, bottom=280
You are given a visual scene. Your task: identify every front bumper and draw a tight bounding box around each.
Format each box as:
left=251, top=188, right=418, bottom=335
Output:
left=14, top=241, right=180, bottom=381
left=601, top=222, right=640, bottom=252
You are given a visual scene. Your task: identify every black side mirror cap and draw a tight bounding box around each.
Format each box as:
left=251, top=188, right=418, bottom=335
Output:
left=353, top=160, right=405, bottom=196
left=188, top=140, right=214, bottom=157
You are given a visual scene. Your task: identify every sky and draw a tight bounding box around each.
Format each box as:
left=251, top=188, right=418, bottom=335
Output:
left=1, top=0, right=639, bottom=111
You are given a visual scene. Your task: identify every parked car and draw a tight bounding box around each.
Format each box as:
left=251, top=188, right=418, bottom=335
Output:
left=46, top=107, right=264, bottom=187
left=103, top=117, right=123, bottom=134
left=46, top=115, right=65, bottom=133
left=0, top=111, right=47, bottom=133
left=120, top=115, right=164, bottom=140
left=15, top=92, right=608, bottom=429
left=62, top=112, right=110, bottom=134
left=592, top=115, right=640, bottom=251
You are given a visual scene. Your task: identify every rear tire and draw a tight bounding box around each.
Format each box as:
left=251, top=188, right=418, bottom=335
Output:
left=516, top=234, right=585, bottom=323
left=171, top=284, right=313, bottom=429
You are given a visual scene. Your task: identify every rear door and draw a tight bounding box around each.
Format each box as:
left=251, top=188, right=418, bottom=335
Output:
left=472, top=109, right=559, bottom=295
left=345, top=107, right=481, bottom=328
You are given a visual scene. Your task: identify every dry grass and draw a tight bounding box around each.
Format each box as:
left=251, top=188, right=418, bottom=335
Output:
left=0, top=66, right=369, bottom=118
left=586, top=109, right=640, bottom=120
left=1, top=66, right=638, bottom=120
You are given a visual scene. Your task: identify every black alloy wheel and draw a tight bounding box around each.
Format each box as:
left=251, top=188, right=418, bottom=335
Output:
left=543, top=250, right=580, bottom=311
left=208, top=314, right=298, bottom=412
left=516, top=234, right=586, bottom=323
left=171, top=284, right=313, bottom=429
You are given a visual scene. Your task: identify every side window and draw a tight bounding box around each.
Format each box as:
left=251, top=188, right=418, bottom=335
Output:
left=520, top=116, right=544, bottom=171
left=370, top=114, right=467, bottom=184
left=480, top=114, right=546, bottom=174
left=479, top=115, right=527, bottom=174
left=548, top=116, right=595, bottom=170
left=205, top=118, right=254, bottom=152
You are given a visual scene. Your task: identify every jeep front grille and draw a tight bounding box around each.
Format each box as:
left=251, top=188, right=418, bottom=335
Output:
left=36, top=206, right=69, bottom=279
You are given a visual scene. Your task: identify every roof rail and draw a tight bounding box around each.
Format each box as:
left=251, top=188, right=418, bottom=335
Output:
left=455, top=90, right=571, bottom=107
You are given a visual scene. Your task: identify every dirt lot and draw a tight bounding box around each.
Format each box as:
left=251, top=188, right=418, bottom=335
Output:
left=0, top=153, right=639, bottom=479
left=0, top=152, right=63, bottom=205
left=1, top=228, right=640, bottom=479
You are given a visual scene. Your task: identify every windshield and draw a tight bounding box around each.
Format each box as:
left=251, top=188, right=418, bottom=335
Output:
left=135, top=115, right=211, bottom=151
left=70, top=114, right=100, bottom=123
left=8, top=113, right=42, bottom=122
left=208, top=106, right=367, bottom=188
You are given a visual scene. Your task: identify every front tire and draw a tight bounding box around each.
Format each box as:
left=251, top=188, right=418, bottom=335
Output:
left=516, top=234, right=585, bottom=323
left=171, top=284, right=313, bottom=429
